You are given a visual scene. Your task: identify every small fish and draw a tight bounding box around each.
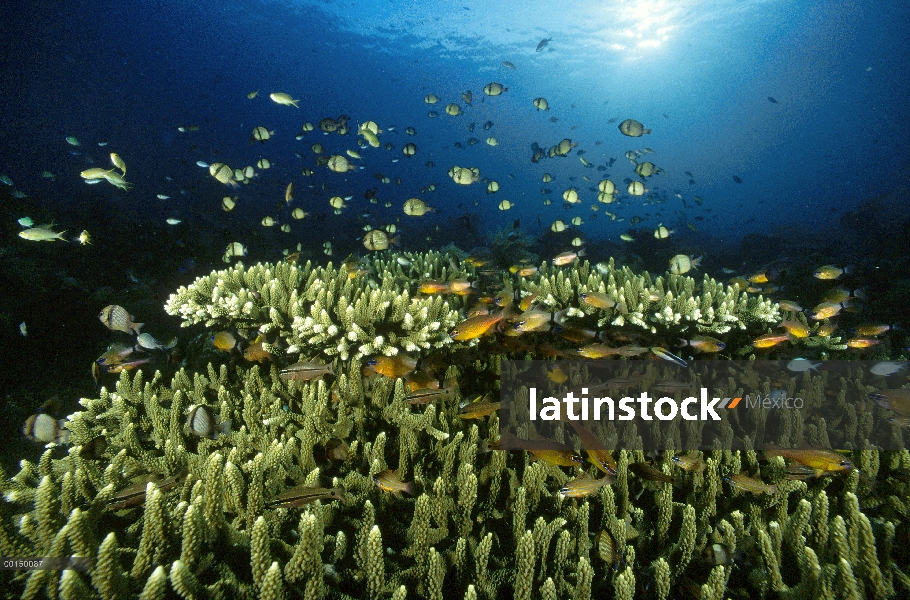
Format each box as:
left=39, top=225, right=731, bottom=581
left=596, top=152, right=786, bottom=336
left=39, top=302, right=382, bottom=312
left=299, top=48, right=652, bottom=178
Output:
left=628, top=462, right=674, bottom=483
left=679, top=335, right=725, bottom=353
left=703, top=543, right=739, bottom=565
left=450, top=313, right=504, bottom=341
left=184, top=405, right=231, bottom=439
left=243, top=335, right=273, bottom=362
left=579, top=292, right=615, bottom=310
left=267, top=486, right=347, bottom=508
left=846, top=337, right=880, bottom=349
left=814, top=265, right=850, bottom=280
left=365, top=355, right=417, bottom=379
left=725, top=474, right=777, bottom=495
left=99, top=305, right=143, bottom=335
left=786, top=358, right=820, bottom=373
left=19, top=322, right=27, bottom=337
left=211, top=332, right=237, bottom=351
left=650, top=347, right=687, bottom=367
left=778, top=320, right=810, bottom=338
left=107, top=471, right=185, bottom=511
left=406, top=380, right=457, bottom=405
left=752, top=333, right=792, bottom=348
left=136, top=333, right=177, bottom=351
left=279, top=361, right=334, bottom=381
left=536, top=37, right=552, bottom=52
left=325, top=438, right=350, bottom=461
left=869, top=361, right=907, bottom=376
left=777, top=300, right=804, bottom=312
left=373, top=470, right=414, bottom=496
left=22, top=413, right=69, bottom=445
left=285, top=182, right=294, bottom=204
left=19, top=227, right=67, bottom=242
left=566, top=421, right=617, bottom=475
left=458, top=395, right=500, bottom=419
left=104, top=358, right=152, bottom=373
left=547, top=365, right=568, bottom=384
left=560, top=473, right=614, bottom=498
left=552, top=250, right=584, bottom=266
left=110, top=152, right=126, bottom=175
left=418, top=281, right=452, bottom=294
left=76, top=230, right=91, bottom=245
left=854, top=323, right=893, bottom=336
left=767, top=96, right=779, bottom=104
left=869, top=389, right=910, bottom=416
left=672, top=452, right=706, bottom=472
left=96, top=343, right=134, bottom=365
left=765, top=445, right=853, bottom=475
left=809, top=302, right=846, bottom=321
left=576, top=344, right=621, bottom=359
left=165, top=218, right=181, bottom=225
left=157, top=194, right=171, bottom=200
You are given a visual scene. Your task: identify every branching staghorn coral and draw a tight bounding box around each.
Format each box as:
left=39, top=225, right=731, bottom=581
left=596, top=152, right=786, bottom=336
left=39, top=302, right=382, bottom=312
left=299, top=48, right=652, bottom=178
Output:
left=0, top=251, right=906, bottom=600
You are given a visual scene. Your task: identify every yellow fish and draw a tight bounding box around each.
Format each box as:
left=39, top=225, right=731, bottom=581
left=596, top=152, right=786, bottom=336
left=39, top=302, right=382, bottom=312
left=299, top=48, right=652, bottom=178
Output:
left=110, top=152, right=126, bottom=175
left=450, top=312, right=504, bottom=341
left=778, top=320, right=810, bottom=338
left=765, top=446, right=853, bottom=475
left=814, top=265, right=850, bottom=280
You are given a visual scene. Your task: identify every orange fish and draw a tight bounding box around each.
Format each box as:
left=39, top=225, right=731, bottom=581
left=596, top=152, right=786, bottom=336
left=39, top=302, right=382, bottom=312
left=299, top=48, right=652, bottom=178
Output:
left=365, top=354, right=417, bottom=379
left=450, top=312, right=503, bottom=341
left=418, top=281, right=451, bottom=294
left=752, top=333, right=792, bottom=348
left=846, top=338, right=880, bottom=349
left=244, top=335, right=273, bottom=362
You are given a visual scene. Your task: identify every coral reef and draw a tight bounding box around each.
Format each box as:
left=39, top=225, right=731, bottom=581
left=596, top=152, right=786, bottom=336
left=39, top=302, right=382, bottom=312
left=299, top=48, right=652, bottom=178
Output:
left=1, top=252, right=906, bottom=599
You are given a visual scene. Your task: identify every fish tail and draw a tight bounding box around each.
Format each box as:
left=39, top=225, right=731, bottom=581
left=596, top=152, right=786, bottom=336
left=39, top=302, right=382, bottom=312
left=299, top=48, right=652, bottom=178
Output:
left=218, top=419, right=233, bottom=437
left=132, top=322, right=144, bottom=335
left=402, top=481, right=415, bottom=496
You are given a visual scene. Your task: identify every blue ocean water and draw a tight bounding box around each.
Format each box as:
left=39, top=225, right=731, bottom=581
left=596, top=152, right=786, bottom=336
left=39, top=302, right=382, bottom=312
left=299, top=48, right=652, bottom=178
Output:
left=0, top=0, right=908, bottom=461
